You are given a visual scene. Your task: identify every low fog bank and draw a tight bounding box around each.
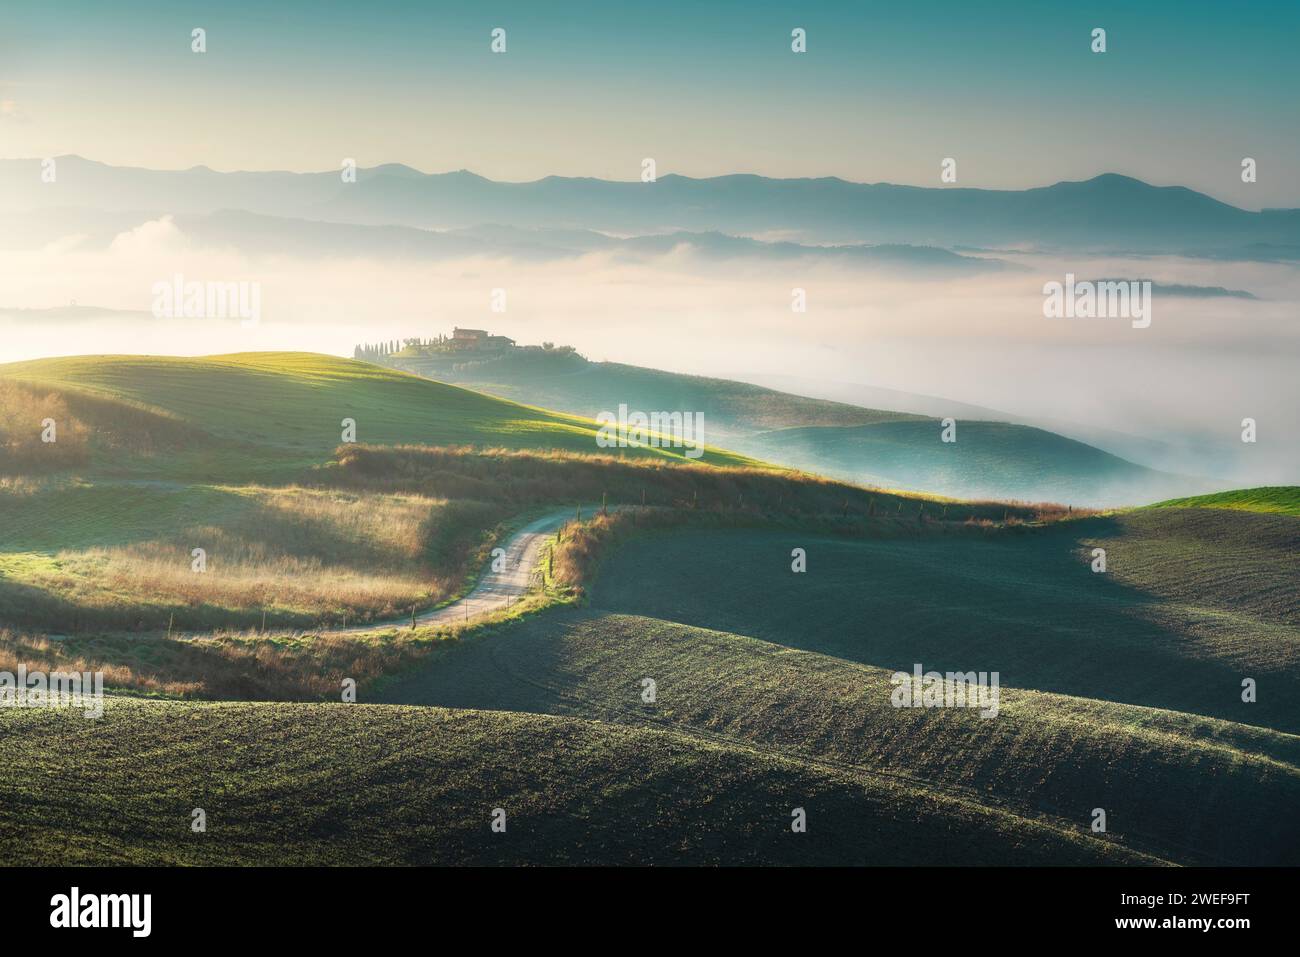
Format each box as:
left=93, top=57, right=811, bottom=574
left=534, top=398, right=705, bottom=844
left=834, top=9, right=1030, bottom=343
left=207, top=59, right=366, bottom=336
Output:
left=2, top=217, right=1295, bottom=495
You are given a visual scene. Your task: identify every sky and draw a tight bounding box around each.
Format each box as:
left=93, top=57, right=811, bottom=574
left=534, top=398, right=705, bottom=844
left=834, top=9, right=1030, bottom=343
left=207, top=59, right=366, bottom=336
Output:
left=2, top=0, right=1296, bottom=487
left=2, top=0, right=1298, bottom=208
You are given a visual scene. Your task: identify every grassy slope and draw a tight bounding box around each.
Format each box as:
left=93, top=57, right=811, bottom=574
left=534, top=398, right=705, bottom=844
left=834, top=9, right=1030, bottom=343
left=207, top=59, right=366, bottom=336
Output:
left=1149, top=486, right=1300, bottom=517
left=326, top=444, right=1039, bottom=516
left=0, top=699, right=1147, bottom=866
left=566, top=510, right=1300, bottom=733
left=380, top=611, right=1300, bottom=866
left=0, top=353, right=756, bottom=634
left=387, top=350, right=1171, bottom=504
left=1, top=351, right=1291, bottom=866
left=741, top=420, right=1172, bottom=504
left=2, top=352, right=1057, bottom=639
left=392, top=350, right=915, bottom=439
left=0, top=352, right=759, bottom=478
left=0, top=482, right=502, bottom=632
left=379, top=504, right=1300, bottom=865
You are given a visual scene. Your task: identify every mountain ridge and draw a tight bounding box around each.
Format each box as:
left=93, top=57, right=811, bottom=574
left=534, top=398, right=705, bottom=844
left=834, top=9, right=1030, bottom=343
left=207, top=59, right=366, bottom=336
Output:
left=5, top=157, right=1295, bottom=254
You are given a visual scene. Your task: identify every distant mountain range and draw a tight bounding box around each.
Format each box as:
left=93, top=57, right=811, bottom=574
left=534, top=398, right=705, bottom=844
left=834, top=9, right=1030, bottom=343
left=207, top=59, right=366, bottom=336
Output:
left=1087, top=279, right=1259, bottom=300
left=4, top=156, right=1298, bottom=257
left=0, top=206, right=1006, bottom=274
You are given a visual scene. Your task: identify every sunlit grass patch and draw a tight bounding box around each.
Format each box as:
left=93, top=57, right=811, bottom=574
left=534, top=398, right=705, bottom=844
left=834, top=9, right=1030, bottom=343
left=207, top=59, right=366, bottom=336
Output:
left=1147, top=486, right=1300, bottom=517
left=0, top=352, right=759, bottom=480
left=0, top=481, right=507, bottom=633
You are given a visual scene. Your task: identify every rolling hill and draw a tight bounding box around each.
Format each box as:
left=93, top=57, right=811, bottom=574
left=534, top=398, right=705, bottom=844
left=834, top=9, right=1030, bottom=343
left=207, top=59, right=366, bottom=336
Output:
left=0, top=352, right=765, bottom=639
left=741, top=420, right=1183, bottom=504
left=5, top=351, right=1031, bottom=643
left=565, top=511, right=1300, bottom=732
left=377, top=503, right=1300, bottom=865
left=0, top=698, right=1149, bottom=865
left=1148, top=486, right=1300, bottom=517
left=0, top=352, right=758, bottom=479
left=383, top=348, right=1190, bottom=505
left=3, top=349, right=1295, bottom=866
left=380, top=610, right=1300, bottom=866
left=391, top=347, right=916, bottom=441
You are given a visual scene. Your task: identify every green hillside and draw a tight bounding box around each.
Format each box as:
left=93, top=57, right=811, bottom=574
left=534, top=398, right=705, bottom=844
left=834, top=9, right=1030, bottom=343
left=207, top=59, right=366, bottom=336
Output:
left=0, top=353, right=759, bottom=638
left=0, top=699, right=1147, bottom=865
left=2, top=350, right=1293, bottom=867
left=743, top=420, right=1182, bottom=505
left=380, top=505, right=1300, bottom=864
left=390, top=348, right=913, bottom=439
left=1148, top=485, right=1300, bottom=516
left=0, top=352, right=759, bottom=478
left=0, top=481, right=508, bottom=634
left=567, top=510, right=1300, bottom=732
left=382, top=348, right=1180, bottom=506
left=382, top=611, right=1300, bottom=866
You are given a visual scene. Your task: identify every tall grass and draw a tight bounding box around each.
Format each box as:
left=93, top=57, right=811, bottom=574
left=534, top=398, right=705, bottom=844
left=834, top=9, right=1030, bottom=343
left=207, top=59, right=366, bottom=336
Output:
left=0, top=485, right=510, bottom=633
left=328, top=444, right=1075, bottom=521
left=0, top=627, right=439, bottom=700
left=0, top=381, right=89, bottom=472
left=0, top=440, right=1089, bottom=698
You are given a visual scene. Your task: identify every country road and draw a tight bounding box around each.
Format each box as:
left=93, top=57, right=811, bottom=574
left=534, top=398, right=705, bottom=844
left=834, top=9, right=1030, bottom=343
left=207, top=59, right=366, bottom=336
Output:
left=323, top=506, right=588, bottom=636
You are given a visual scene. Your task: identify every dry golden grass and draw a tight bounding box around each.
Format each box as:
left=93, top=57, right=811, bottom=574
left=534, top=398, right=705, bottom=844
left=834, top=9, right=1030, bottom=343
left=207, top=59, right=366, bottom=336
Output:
left=78, top=486, right=437, bottom=616
left=0, top=497, right=1096, bottom=701
left=0, top=632, right=169, bottom=692
left=0, top=381, right=89, bottom=472
left=1, top=439, right=1091, bottom=699
left=327, top=444, right=1072, bottom=521
left=0, top=626, right=443, bottom=700
left=2, top=484, right=509, bottom=633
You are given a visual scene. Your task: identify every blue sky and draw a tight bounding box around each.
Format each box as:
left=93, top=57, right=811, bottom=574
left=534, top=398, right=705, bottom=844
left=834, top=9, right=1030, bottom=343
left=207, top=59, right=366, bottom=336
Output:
left=3, top=0, right=1296, bottom=206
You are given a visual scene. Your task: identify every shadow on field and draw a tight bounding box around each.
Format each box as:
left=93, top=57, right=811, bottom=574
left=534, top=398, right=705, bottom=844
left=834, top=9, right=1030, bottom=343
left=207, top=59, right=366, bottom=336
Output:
left=377, top=599, right=1300, bottom=866
left=562, top=514, right=1298, bottom=734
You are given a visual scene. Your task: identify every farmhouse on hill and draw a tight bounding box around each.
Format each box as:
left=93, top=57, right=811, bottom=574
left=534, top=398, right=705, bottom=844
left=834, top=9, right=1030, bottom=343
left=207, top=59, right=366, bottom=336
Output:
left=450, top=327, right=516, bottom=351
left=354, top=328, right=571, bottom=363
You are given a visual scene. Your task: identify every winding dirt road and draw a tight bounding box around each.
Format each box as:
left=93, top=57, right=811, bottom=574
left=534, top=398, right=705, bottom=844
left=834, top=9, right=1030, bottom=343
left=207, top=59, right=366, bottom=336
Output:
left=324, top=507, right=588, bottom=636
